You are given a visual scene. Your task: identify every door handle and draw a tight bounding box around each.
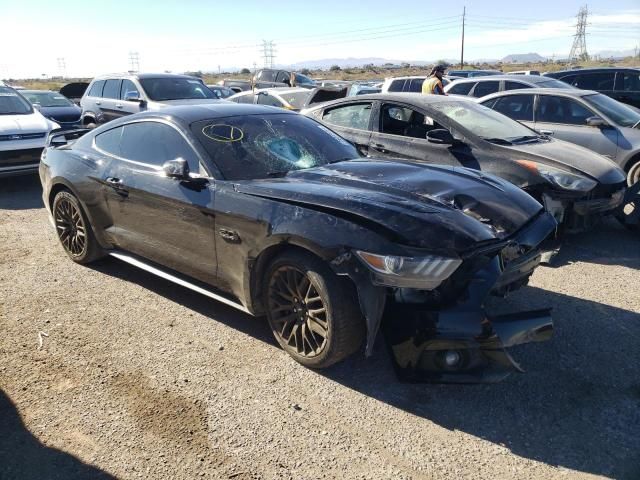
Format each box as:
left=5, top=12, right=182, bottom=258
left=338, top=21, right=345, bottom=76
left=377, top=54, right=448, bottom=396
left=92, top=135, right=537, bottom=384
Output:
left=539, top=129, right=554, bottom=135
left=373, top=143, right=388, bottom=153
left=115, top=104, right=123, bottom=109
left=95, top=101, right=101, bottom=105
left=105, top=177, right=128, bottom=196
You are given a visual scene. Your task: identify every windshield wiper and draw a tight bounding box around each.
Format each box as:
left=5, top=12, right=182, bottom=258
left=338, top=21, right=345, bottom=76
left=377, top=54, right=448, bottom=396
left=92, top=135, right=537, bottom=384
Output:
left=510, top=135, right=541, bottom=144
left=481, top=137, right=513, bottom=145
left=266, top=170, right=289, bottom=178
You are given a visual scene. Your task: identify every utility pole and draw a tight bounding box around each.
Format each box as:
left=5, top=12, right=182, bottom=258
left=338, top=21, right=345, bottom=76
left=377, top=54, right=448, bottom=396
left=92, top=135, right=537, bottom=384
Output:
left=460, top=6, right=466, bottom=69
left=128, top=51, right=140, bottom=73
left=568, top=5, right=589, bottom=66
left=57, top=57, right=66, bottom=79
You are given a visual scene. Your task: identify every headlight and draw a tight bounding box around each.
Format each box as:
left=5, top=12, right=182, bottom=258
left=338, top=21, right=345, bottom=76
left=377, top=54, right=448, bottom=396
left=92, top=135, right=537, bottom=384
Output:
left=355, top=251, right=462, bottom=290
left=516, top=160, right=597, bottom=192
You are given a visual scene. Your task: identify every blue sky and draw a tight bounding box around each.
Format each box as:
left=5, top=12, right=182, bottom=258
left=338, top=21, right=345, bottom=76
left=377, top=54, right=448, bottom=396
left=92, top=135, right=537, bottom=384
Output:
left=0, top=0, right=638, bottom=78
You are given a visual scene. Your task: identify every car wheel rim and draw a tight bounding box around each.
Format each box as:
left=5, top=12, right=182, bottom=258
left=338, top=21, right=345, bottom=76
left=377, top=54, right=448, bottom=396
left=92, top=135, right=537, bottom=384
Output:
left=54, top=198, right=87, bottom=257
left=628, top=162, right=640, bottom=187
left=267, top=266, right=328, bottom=358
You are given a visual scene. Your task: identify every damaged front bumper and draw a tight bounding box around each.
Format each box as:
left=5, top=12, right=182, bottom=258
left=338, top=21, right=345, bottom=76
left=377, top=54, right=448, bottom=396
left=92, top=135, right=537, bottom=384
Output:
left=335, top=210, right=557, bottom=384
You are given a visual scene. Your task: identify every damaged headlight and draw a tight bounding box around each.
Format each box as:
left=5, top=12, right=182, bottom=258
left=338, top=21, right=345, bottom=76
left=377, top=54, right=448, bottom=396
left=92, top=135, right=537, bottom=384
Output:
left=355, top=251, right=462, bottom=290
left=516, top=160, right=597, bottom=192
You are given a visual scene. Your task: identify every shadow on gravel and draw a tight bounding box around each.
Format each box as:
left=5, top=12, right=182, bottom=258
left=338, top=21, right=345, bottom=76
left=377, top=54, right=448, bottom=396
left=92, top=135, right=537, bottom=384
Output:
left=548, top=218, right=640, bottom=269
left=322, top=285, right=640, bottom=480
left=0, top=390, right=115, bottom=480
left=0, top=175, right=43, bottom=210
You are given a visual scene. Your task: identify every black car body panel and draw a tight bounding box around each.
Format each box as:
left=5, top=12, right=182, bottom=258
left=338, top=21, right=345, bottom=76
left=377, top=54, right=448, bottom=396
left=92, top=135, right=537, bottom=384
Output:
left=302, top=94, right=626, bottom=230
left=544, top=67, right=640, bottom=109
left=40, top=105, right=557, bottom=382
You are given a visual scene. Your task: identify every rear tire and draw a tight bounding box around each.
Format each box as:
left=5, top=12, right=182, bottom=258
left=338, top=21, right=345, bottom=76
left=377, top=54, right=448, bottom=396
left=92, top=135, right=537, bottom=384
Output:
left=264, top=251, right=365, bottom=369
left=52, top=191, right=105, bottom=264
left=627, top=160, right=640, bottom=187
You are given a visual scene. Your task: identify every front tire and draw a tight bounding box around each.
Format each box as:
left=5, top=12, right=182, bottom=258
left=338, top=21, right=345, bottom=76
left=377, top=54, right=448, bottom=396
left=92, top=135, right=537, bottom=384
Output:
left=264, top=251, right=365, bottom=369
left=52, top=191, right=105, bottom=263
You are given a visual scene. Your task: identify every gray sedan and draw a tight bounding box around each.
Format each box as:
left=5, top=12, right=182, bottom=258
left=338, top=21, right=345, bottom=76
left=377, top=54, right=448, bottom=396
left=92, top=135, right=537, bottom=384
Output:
left=444, top=74, right=571, bottom=98
left=480, top=88, right=640, bottom=185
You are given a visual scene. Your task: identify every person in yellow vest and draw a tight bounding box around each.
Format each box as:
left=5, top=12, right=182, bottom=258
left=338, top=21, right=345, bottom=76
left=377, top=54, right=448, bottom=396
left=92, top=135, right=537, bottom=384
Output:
left=422, top=65, right=447, bottom=95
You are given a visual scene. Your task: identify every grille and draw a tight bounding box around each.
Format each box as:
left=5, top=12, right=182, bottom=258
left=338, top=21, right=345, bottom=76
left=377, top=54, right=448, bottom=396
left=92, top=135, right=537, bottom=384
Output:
left=0, top=148, right=43, bottom=166
left=0, top=132, right=46, bottom=141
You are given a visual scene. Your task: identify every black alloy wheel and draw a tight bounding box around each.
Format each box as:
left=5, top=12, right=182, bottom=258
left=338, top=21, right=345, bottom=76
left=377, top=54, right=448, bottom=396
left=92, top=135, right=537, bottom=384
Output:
left=267, top=265, right=328, bottom=358
left=264, top=251, right=365, bottom=369
left=52, top=191, right=104, bottom=263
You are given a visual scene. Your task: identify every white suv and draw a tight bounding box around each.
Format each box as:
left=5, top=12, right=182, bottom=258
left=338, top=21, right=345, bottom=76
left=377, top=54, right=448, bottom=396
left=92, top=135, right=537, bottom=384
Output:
left=0, top=85, right=59, bottom=177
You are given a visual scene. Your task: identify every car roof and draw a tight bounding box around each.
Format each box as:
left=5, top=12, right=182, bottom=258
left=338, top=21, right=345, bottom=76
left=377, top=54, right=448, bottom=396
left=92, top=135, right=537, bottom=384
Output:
left=109, top=103, right=298, bottom=125
left=386, top=76, right=427, bottom=80
left=256, top=87, right=310, bottom=95
left=479, top=88, right=598, bottom=101
left=21, top=89, right=56, bottom=93
left=91, top=72, right=201, bottom=81
left=307, top=92, right=471, bottom=108
left=451, top=74, right=553, bottom=83
left=547, top=67, right=639, bottom=75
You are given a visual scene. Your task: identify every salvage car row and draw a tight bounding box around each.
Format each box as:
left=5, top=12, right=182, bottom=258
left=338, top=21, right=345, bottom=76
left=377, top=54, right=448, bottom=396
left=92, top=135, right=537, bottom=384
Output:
left=2, top=67, right=639, bottom=383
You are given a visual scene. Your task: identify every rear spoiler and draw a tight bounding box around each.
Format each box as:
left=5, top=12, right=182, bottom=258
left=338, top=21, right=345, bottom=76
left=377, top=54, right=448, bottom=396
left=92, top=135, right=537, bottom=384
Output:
left=46, top=128, right=91, bottom=148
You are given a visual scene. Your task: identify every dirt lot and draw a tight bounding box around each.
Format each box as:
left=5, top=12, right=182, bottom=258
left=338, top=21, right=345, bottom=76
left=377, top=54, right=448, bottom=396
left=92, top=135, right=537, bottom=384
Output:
left=1, top=175, right=639, bottom=480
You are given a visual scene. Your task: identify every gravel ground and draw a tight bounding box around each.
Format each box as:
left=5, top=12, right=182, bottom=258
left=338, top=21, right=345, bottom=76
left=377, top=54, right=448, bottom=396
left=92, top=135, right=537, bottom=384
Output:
left=1, top=175, right=639, bottom=480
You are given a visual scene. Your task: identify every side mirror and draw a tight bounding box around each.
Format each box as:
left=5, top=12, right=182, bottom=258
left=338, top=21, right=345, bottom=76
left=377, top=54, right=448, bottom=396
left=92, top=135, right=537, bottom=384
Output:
left=124, top=92, right=143, bottom=103
left=585, top=116, right=607, bottom=127
left=32, top=103, right=41, bottom=111
left=163, top=158, right=189, bottom=179
left=426, top=129, right=456, bottom=145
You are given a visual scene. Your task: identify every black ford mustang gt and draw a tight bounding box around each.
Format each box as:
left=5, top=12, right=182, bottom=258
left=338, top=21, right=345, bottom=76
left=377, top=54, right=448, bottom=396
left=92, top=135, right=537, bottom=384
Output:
left=40, top=104, right=557, bottom=382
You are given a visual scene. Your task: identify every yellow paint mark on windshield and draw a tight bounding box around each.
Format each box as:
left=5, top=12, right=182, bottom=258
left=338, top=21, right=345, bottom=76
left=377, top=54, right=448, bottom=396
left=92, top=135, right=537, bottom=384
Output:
left=202, top=124, right=244, bottom=142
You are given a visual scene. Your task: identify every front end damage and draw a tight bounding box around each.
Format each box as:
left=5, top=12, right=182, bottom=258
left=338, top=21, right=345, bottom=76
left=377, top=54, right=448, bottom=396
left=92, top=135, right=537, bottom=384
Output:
left=333, top=210, right=557, bottom=383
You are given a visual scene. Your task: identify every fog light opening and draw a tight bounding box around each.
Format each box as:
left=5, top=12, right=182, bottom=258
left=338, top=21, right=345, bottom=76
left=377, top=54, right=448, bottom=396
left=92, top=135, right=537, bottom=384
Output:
left=444, top=350, right=462, bottom=367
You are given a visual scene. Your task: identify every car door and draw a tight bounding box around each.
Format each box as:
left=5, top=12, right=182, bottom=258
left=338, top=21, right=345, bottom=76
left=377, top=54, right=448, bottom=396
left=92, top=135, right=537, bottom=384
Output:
left=483, top=93, right=536, bottom=130
left=534, top=94, right=618, bottom=159
left=614, top=70, right=640, bottom=109
left=98, top=79, right=122, bottom=124
left=117, top=79, right=144, bottom=118
left=318, top=101, right=373, bottom=155
left=368, top=102, right=478, bottom=168
left=98, top=120, right=218, bottom=285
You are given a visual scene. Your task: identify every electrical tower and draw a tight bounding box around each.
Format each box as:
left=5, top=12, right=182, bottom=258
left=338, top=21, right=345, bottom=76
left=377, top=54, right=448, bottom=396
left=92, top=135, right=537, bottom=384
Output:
left=57, top=57, right=66, bottom=78
left=128, top=51, right=140, bottom=73
left=568, top=5, right=589, bottom=65
left=261, top=41, right=276, bottom=68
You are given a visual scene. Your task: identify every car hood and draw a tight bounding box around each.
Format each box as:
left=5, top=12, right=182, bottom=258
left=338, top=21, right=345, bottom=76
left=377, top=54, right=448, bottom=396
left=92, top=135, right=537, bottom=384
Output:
left=0, top=111, right=54, bottom=134
left=497, top=138, right=625, bottom=184
left=235, top=159, right=544, bottom=253
left=39, top=105, right=82, bottom=120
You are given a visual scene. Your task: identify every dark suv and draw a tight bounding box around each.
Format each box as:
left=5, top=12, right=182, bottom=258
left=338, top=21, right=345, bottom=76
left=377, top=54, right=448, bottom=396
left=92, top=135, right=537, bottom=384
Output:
left=543, top=67, right=640, bottom=108
left=80, top=73, right=220, bottom=127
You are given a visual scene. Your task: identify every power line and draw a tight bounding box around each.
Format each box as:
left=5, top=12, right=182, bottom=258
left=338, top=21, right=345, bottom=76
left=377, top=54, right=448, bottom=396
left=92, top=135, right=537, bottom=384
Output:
left=568, top=5, right=589, bottom=64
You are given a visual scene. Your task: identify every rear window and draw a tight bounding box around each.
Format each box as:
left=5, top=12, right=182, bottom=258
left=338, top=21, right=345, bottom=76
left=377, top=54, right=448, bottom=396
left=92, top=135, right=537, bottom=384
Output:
left=472, top=81, right=500, bottom=98
left=231, top=93, right=255, bottom=104
left=279, top=91, right=311, bottom=109
left=102, top=79, right=121, bottom=100
left=139, top=77, right=216, bottom=101
left=388, top=79, right=406, bottom=92
left=447, top=82, right=474, bottom=96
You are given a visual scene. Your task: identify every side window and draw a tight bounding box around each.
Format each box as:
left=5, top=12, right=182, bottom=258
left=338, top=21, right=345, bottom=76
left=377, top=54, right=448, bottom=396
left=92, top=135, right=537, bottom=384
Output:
left=505, top=81, right=530, bottom=91
left=380, top=104, right=442, bottom=138
left=257, top=93, right=284, bottom=107
left=88, top=80, right=105, bottom=97
left=119, top=122, right=200, bottom=171
left=258, top=70, right=277, bottom=82
left=233, top=93, right=255, bottom=104
left=558, top=74, right=577, bottom=86
left=574, top=72, right=615, bottom=91
left=275, top=71, right=291, bottom=85
left=388, top=79, right=406, bottom=92
left=102, top=79, right=122, bottom=99
left=537, top=96, right=594, bottom=125
left=120, top=79, right=140, bottom=100
left=616, top=71, right=640, bottom=92
left=472, top=81, right=500, bottom=98
left=407, top=78, right=425, bottom=92
left=94, top=127, right=123, bottom=156
left=447, top=82, right=474, bottom=95
left=491, top=94, right=534, bottom=121
left=322, top=103, right=372, bottom=130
